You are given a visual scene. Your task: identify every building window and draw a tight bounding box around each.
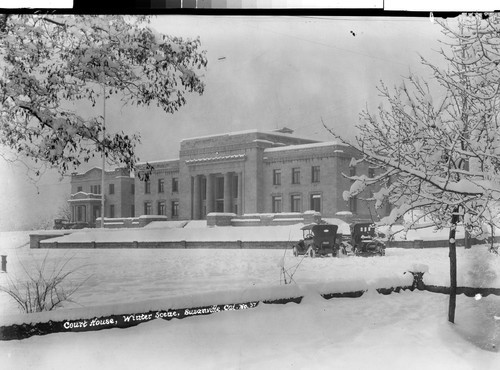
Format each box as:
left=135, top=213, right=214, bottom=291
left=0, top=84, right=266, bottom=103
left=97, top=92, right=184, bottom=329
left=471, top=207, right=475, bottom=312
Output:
left=171, top=201, right=179, bottom=217
left=215, top=176, right=224, bottom=212
left=77, top=205, right=85, bottom=222
left=311, top=166, right=320, bottom=183
left=145, top=180, right=151, bottom=194
left=291, top=194, right=301, bottom=212
left=109, top=183, right=115, bottom=195
left=273, top=169, right=281, bottom=186
left=350, top=166, right=356, bottom=177
left=144, top=202, right=152, bottom=215
left=109, top=204, right=115, bottom=218
left=131, top=204, right=135, bottom=217
left=385, top=200, right=391, bottom=216
left=131, top=183, right=135, bottom=195
left=172, top=177, right=179, bottom=193
left=77, top=186, right=83, bottom=192
left=90, top=185, right=101, bottom=194
left=232, top=175, right=239, bottom=198
left=158, top=178, right=165, bottom=193
left=158, top=201, right=166, bottom=215
left=272, top=195, right=282, bottom=213
left=368, top=167, right=375, bottom=178
left=292, top=168, right=300, bottom=184
left=349, top=196, right=357, bottom=213
left=310, top=194, right=321, bottom=212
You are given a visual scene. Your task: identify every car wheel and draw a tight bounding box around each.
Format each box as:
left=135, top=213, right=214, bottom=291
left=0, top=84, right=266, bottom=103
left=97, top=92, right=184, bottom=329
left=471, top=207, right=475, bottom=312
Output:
left=308, top=247, right=316, bottom=258
left=293, top=246, right=298, bottom=257
left=353, top=247, right=358, bottom=256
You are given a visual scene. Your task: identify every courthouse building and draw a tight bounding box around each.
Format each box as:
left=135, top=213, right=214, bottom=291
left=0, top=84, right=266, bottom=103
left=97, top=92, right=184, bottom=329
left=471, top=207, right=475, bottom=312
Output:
left=69, top=129, right=388, bottom=226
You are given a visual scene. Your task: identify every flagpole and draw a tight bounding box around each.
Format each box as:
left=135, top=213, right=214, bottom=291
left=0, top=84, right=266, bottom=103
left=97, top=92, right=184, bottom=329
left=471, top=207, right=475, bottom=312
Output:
left=101, top=85, right=106, bottom=228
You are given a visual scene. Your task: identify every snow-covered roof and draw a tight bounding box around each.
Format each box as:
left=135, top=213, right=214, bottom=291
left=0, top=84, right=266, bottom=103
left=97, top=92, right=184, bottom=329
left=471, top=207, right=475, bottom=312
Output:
left=185, top=154, right=246, bottom=164
left=71, top=166, right=130, bottom=177
left=181, top=129, right=313, bottom=143
left=264, top=141, right=348, bottom=153
left=181, top=129, right=260, bottom=142
left=70, top=191, right=102, bottom=198
left=68, top=197, right=102, bottom=202
left=136, top=158, right=179, bottom=166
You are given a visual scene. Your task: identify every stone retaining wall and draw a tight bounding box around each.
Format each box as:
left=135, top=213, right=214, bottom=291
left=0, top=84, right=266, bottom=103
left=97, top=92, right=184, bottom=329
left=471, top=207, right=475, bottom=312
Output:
left=37, top=240, right=291, bottom=249
left=386, top=236, right=500, bottom=249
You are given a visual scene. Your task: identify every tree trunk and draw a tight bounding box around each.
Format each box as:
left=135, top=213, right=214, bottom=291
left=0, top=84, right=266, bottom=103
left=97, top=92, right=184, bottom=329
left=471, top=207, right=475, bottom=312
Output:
left=490, top=223, right=495, bottom=253
left=448, top=208, right=460, bottom=323
left=464, top=229, right=471, bottom=249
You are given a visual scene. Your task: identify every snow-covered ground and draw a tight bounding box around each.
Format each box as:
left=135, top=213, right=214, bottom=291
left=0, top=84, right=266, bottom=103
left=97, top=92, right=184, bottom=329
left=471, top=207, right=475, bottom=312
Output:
left=0, top=227, right=499, bottom=369
left=36, top=218, right=472, bottom=245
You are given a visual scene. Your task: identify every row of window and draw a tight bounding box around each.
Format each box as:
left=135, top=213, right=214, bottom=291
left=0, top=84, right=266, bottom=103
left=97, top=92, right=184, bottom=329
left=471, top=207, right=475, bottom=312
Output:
left=143, top=200, right=179, bottom=217
left=83, top=185, right=101, bottom=194
left=271, top=193, right=322, bottom=213
left=272, top=166, right=321, bottom=186
left=79, top=183, right=136, bottom=195
left=271, top=193, right=361, bottom=214
left=144, top=178, right=179, bottom=194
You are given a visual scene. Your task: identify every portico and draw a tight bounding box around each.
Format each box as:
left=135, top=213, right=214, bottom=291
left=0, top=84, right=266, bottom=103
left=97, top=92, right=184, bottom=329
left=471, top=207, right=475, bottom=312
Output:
left=191, top=171, right=243, bottom=219
left=68, top=192, right=102, bottom=226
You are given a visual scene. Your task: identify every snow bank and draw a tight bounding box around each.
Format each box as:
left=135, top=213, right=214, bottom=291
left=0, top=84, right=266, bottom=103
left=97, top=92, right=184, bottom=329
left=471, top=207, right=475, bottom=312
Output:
left=2, top=292, right=499, bottom=370
left=39, top=224, right=305, bottom=244
left=0, top=274, right=419, bottom=327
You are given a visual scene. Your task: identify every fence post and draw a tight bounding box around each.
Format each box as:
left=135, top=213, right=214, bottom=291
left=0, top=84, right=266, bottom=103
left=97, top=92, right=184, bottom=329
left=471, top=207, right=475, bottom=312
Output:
left=408, top=271, right=425, bottom=290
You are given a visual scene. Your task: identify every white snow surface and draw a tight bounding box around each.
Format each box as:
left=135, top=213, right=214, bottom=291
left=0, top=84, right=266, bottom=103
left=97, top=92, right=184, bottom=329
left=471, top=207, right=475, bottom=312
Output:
left=36, top=220, right=463, bottom=245
left=39, top=224, right=306, bottom=244
left=0, top=229, right=499, bottom=369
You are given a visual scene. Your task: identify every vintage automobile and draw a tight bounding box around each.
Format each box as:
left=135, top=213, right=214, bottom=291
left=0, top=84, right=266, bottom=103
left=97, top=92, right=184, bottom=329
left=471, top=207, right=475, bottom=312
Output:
left=292, top=223, right=342, bottom=258
left=347, top=222, right=386, bottom=257
left=53, top=219, right=74, bottom=230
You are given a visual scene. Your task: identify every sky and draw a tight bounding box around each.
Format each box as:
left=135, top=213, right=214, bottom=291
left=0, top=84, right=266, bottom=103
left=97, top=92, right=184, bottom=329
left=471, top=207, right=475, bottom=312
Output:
left=0, top=15, right=450, bottom=231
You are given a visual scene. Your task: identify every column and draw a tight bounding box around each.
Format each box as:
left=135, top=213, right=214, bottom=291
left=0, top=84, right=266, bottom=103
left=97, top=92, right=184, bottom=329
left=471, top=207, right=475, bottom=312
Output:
left=224, top=172, right=233, bottom=213
left=193, top=175, right=201, bottom=220
left=206, top=174, right=214, bottom=214
left=238, top=172, right=243, bottom=215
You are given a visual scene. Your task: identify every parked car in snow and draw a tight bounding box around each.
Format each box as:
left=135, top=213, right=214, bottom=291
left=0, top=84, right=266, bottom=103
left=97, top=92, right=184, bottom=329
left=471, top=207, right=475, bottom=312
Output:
left=292, top=223, right=343, bottom=258
left=53, top=219, right=75, bottom=230
left=346, top=222, right=386, bottom=257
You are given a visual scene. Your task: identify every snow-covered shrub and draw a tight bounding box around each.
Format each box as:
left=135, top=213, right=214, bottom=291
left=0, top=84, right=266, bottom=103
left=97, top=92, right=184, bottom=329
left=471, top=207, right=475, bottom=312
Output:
left=0, top=253, right=90, bottom=313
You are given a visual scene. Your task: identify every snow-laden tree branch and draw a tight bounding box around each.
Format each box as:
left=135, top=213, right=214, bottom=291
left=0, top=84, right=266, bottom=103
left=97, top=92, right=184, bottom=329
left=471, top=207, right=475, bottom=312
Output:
left=324, top=13, right=500, bottom=323
left=0, top=14, right=207, bottom=177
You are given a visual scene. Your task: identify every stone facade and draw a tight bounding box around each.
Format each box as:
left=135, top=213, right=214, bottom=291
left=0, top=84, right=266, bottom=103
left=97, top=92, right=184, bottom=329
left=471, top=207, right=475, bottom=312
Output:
left=135, top=159, right=180, bottom=220
left=69, top=167, right=135, bottom=226
left=69, top=129, right=390, bottom=226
